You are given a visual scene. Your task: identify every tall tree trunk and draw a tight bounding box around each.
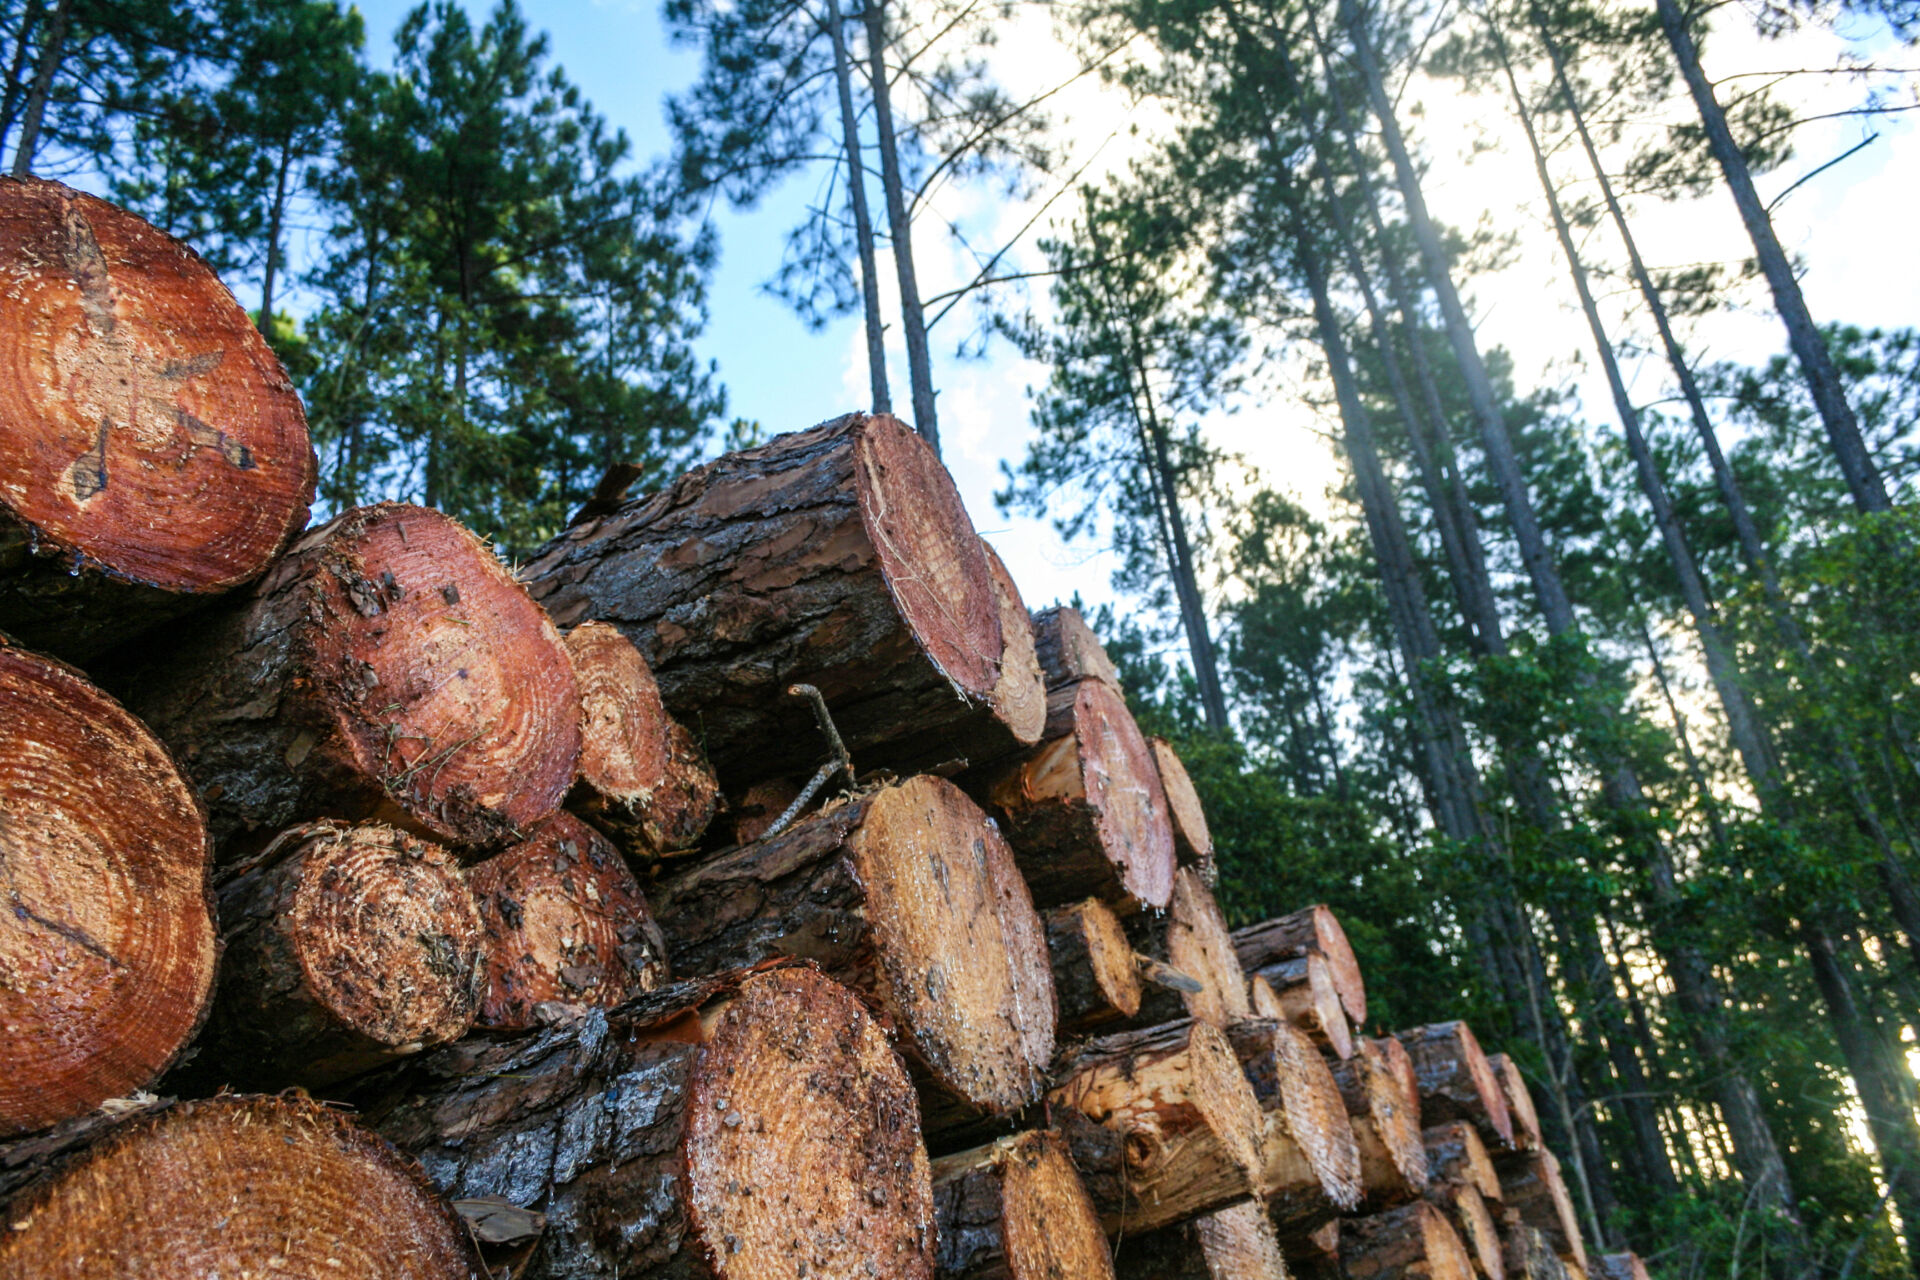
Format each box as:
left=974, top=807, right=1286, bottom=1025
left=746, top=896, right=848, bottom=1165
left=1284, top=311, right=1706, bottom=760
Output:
left=0, top=0, right=45, bottom=158
left=9, top=0, right=67, bottom=177
left=1651, top=0, right=1890, bottom=512
left=258, top=133, right=294, bottom=332
left=863, top=0, right=938, bottom=452
left=1337, top=0, right=1810, bottom=1251
left=826, top=0, right=891, bottom=413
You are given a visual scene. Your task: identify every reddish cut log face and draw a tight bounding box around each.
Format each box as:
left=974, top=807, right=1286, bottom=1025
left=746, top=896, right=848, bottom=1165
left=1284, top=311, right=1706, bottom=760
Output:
left=0, top=178, right=312, bottom=592
left=684, top=967, right=936, bottom=1280
left=0, top=1096, right=480, bottom=1278
left=982, top=542, right=1048, bottom=747
left=1072, top=679, right=1176, bottom=909
left=0, top=643, right=214, bottom=1136
left=469, top=812, right=668, bottom=1028
left=302, top=504, right=580, bottom=844
left=855, top=414, right=1002, bottom=699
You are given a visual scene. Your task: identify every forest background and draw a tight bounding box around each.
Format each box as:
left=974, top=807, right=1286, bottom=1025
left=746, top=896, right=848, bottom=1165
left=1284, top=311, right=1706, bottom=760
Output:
left=7, top=0, right=1920, bottom=1274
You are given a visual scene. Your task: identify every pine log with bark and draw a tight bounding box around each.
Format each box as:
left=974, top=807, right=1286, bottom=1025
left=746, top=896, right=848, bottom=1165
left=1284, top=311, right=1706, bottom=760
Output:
left=1433, top=1183, right=1505, bottom=1280
left=469, top=811, right=669, bottom=1030
left=564, top=621, right=717, bottom=862
left=1250, top=954, right=1354, bottom=1059
left=1150, top=737, right=1217, bottom=881
left=1396, top=1023, right=1514, bottom=1150
left=1496, top=1151, right=1587, bottom=1272
left=1284, top=1220, right=1343, bottom=1280
left=0, top=639, right=216, bottom=1136
left=185, top=822, right=482, bottom=1091
left=1113, top=1201, right=1288, bottom=1280
left=1341, top=1200, right=1477, bottom=1280
left=1423, top=1122, right=1501, bottom=1202
left=1487, top=1054, right=1542, bottom=1153
left=1048, top=1018, right=1266, bottom=1234
left=1233, top=906, right=1366, bottom=1027
left=1046, top=898, right=1144, bottom=1035
left=1592, top=1254, right=1648, bottom=1280
left=125, top=503, right=580, bottom=857
left=0, top=178, right=315, bottom=661
left=522, top=413, right=1035, bottom=783
left=1224, top=1018, right=1362, bottom=1232
left=651, top=775, right=1054, bottom=1143
left=1325, top=1036, right=1431, bottom=1207
left=1503, top=1226, right=1571, bottom=1280
left=979, top=678, right=1176, bottom=912
left=1129, top=866, right=1252, bottom=1028
left=1031, top=606, right=1121, bottom=690
left=932, top=1130, right=1114, bottom=1280
left=355, top=964, right=936, bottom=1280
left=723, top=777, right=803, bottom=845
left=0, top=1094, right=481, bottom=1278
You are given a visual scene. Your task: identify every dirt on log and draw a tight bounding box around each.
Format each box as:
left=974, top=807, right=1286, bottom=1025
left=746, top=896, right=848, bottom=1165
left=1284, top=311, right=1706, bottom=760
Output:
left=0, top=1094, right=481, bottom=1279
left=1129, top=866, right=1251, bottom=1028
left=1049, top=1018, right=1266, bottom=1234
left=522, top=413, right=1038, bottom=783
left=1233, top=906, right=1366, bottom=1028
left=1250, top=954, right=1353, bottom=1060
left=1224, top=1018, right=1362, bottom=1234
left=0, top=178, right=315, bottom=661
left=1325, top=1035, right=1430, bottom=1207
left=0, top=639, right=216, bottom=1136
left=652, top=775, right=1055, bottom=1142
left=1340, top=1200, right=1477, bottom=1280
left=125, top=502, right=580, bottom=856
left=1045, top=898, right=1143, bottom=1035
left=185, top=822, right=482, bottom=1091
left=564, top=621, right=718, bottom=862
left=1031, top=606, right=1121, bottom=690
left=932, top=1129, right=1113, bottom=1280
left=1149, top=737, right=1216, bottom=881
left=1488, top=1053, right=1544, bottom=1153
left=1113, top=1201, right=1288, bottom=1280
left=1396, top=1022, right=1515, bottom=1151
left=980, top=678, right=1176, bottom=912
left=354, top=964, right=936, bottom=1280
left=469, top=811, right=670, bottom=1030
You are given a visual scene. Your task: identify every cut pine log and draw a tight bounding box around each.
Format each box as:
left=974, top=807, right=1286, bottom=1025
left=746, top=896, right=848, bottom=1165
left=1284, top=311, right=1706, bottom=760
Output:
left=356, top=964, right=936, bottom=1280
left=1149, top=736, right=1217, bottom=881
left=522, top=413, right=1036, bottom=783
left=980, top=677, right=1176, bottom=912
left=188, top=822, right=482, bottom=1090
left=563, top=621, right=717, bottom=861
left=0, top=639, right=216, bottom=1136
left=1282, top=1220, right=1343, bottom=1280
left=1592, top=1254, right=1649, bottom=1280
left=1340, top=1200, right=1477, bottom=1280
left=723, top=776, right=803, bottom=844
left=1049, top=1018, right=1266, bottom=1234
left=1129, top=866, right=1253, bottom=1028
left=0, top=1095, right=481, bottom=1278
left=1434, top=1183, right=1506, bottom=1280
left=1031, top=605, right=1122, bottom=690
left=1233, top=905, right=1366, bottom=1027
left=468, top=811, right=669, bottom=1030
left=125, top=502, right=580, bottom=856
left=1488, top=1053, right=1544, bottom=1152
left=1496, top=1150, right=1587, bottom=1272
left=981, top=543, right=1050, bottom=755
left=1325, top=1036, right=1431, bottom=1206
left=1424, top=1121, right=1501, bottom=1202
left=1503, top=1225, right=1571, bottom=1280
left=932, top=1130, right=1114, bottom=1280
left=1250, top=953, right=1354, bottom=1059
left=1046, top=898, right=1144, bottom=1035
left=1396, top=1022, right=1515, bottom=1150
left=652, top=775, right=1055, bottom=1141
left=1224, top=1018, right=1362, bottom=1232
left=1113, top=1201, right=1288, bottom=1280
left=0, top=178, right=315, bottom=661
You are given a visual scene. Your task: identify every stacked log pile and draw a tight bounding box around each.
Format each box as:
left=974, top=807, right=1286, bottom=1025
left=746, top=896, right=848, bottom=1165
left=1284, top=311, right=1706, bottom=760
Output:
left=0, top=180, right=1645, bottom=1280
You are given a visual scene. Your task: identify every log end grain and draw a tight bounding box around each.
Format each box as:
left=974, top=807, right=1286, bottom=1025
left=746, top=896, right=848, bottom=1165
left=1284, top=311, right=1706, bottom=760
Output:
left=1396, top=1022, right=1514, bottom=1150
left=0, top=641, right=215, bottom=1136
left=1226, top=1018, right=1362, bottom=1217
left=1149, top=737, right=1215, bottom=876
left=1232, top=905, right=1366, bottom=1028
left=933, top=1130, right=1113, bottom=1280
left=1328, top=1037, right=1431, bottom=1200
left=0, top=178, right=315, bottom=656
left=983, top=541, right=1048, bottom=749
left=1114, top=1200, right=1288, bottom=1280
left=1045, top=897, right=1144, bottom=1034
left=564, top=620, right=718, bottom=857
left=1250, top=954, right=1352, bottom=1059
left=1341, top=1200, right=1476, bottom=1280
left=0, top=1095, right=480, bottom=1278
left=469, top=811, right=669, bottom=1030
left=1487, top=1053, right=1543, bottom=1153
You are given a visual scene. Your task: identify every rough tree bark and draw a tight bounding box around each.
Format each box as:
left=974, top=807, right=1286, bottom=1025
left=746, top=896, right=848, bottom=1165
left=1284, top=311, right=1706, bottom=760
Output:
left=1234, top=906, right=1367, bottom=1028
left=563, top=621, right=718, bottom=862
left=0, top=177, right=315, bottom=660
left=1496, top=1150, right=1588, bottom=1272
left=1045, top=898, right=1144, bottom=1035
left=1128, top=866, right=1252, bottom=1028
left=1113, top=1201, right=1288, bottom=1280
left=651, top=775, right=1055, bottom=1143
left=0, top=1095, right=482, bottom=1278
left=980, top=678, right=1177, bottom=912
left=1032, top=606, right=1122, bottom=691
left=522, top=414, right=1028, bottom=783
left=126, top=502, right=580, bottom=857
left=931, top=1129, right=1114, bottom=1280
left=355, top=964, right=937, bottom=1280
left=824, top=0, right=890, bottom=414
left=1250, top=954, right=1354, bottom=1060
left=1224, top=1017, right=1363, bottom=1233
left=468, top=811, right=670, bottom=1030
left=1326, top=1036, right=1432, bottom=1206
left=1396, top=1023, right=1514, bottom=1150
left=0, top=638, right=215, bottom=1136
left=1340, top=1201, right=1477, bottom=1280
